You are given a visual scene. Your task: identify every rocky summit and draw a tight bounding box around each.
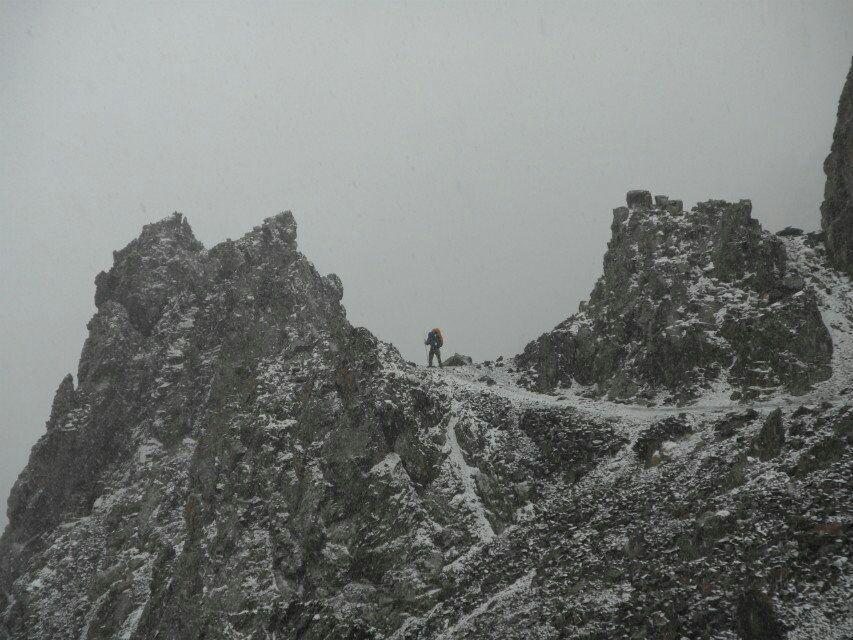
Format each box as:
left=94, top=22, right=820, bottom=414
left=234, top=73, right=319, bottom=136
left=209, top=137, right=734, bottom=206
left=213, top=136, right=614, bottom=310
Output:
left=517, top=195, right=833, bottom=404
left=2, top=63, right=853, bottom=640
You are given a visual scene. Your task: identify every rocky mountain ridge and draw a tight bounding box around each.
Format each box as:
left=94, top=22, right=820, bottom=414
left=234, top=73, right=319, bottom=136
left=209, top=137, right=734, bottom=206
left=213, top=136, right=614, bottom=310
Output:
left=1, top=200, right=851, bottom=640
left=2, top=58, right=852, bottom=640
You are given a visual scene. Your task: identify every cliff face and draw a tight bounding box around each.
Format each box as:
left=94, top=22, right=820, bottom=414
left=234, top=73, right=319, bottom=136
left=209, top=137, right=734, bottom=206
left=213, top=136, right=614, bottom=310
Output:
left=821, top=57, right=853, bottom=276
left=1, top=205, right=852, bottom=640
left=517, top=194, right=833, bottom=404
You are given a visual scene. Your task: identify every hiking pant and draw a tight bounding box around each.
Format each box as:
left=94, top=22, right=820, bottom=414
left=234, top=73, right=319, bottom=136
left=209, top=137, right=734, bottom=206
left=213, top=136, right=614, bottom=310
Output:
left=429, top=345, right=442, bottom=367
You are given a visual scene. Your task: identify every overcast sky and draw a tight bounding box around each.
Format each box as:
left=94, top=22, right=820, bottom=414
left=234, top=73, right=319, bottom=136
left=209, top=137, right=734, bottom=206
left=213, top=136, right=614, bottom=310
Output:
left=1, top=1, right=851, bottom=529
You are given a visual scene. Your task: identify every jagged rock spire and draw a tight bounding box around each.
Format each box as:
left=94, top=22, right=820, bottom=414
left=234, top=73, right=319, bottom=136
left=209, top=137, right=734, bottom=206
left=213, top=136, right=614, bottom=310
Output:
left=821, top=56, right=853, bottom=275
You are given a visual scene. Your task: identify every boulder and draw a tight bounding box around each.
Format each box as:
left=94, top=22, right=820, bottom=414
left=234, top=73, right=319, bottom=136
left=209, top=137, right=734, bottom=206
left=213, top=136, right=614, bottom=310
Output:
left=714, top=409, right=759, bottom=439
left=633, top=415, right=691, bottom=466
left=665, top=199, right=684, bottom=215
left=752, top=408, right=785, bottom=461
left=626, top=189, right=653, bottom=209
left=805, top=230, right=826, bottom=248
left=442, top=353, right=473, bottom=367
left=776, top=226, right=804, bottom=237
left=734, top=587, right=785, bottom=640
left=477, top=375, right=497, bottom=386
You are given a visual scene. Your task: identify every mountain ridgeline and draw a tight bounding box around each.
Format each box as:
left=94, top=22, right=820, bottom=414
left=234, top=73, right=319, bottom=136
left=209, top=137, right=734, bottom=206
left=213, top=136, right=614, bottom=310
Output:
left=1, top=60, right=852, bottom=640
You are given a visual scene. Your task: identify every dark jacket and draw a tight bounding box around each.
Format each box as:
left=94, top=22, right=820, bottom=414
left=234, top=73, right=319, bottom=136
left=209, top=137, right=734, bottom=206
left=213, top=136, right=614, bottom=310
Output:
left=425, top=331, right=440, bottom=348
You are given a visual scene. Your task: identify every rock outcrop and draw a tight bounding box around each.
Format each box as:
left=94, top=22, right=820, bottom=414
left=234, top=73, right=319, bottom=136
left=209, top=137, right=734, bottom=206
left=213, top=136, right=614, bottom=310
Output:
left=1, top=204, right=852, bottom=639
left=516, top=194, right=833, bottom=403
left=0, top=212, right=376, bottom=638
left=442, top=353, right=474, bottom=367
left=821, top=56, right=853, bottom=275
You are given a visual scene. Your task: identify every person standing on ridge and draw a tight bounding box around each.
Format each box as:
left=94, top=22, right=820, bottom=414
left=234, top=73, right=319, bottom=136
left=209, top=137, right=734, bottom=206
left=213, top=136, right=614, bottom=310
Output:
left=425, top=328, right=443, bottom=367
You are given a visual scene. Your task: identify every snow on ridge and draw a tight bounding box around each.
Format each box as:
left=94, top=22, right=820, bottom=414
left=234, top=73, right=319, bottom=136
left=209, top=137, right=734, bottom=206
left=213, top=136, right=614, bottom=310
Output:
left=441, top=405, right=495, bottom=543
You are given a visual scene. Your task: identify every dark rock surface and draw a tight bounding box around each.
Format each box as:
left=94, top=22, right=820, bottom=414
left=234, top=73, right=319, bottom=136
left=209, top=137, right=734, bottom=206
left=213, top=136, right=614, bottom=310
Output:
left=1, top=207, right=851, bottom=639
left=45, top=374, right=76, bottom=432
left=753, top=408, right=785, bottom=461
left=821, top=57, right=853, bottom=275
left=777, top=227, right=804, bottom=237
left=443, top=353, right=474, bottom=367
left=516, top=194, right=833, bottom=402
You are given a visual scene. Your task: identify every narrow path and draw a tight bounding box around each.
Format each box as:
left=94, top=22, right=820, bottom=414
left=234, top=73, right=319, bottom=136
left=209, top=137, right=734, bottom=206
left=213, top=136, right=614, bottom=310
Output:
left=404, top=236, right=853, bottom=428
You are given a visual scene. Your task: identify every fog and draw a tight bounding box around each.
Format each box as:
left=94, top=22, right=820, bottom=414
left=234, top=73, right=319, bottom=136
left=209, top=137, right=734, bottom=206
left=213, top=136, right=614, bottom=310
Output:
left=1, top=1, right=851, bottom=529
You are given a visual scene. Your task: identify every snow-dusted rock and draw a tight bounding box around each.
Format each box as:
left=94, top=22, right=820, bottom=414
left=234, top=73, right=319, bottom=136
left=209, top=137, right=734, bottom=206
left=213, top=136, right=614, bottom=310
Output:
left=626, top=189, right=653, bottom=210
left=1, top=206, right=851, bottom=639
left=517, top=196, right=833, bottom=403
left=4, top=57, right=853, bottom=638
left=443, top=353, right=474, bottom=367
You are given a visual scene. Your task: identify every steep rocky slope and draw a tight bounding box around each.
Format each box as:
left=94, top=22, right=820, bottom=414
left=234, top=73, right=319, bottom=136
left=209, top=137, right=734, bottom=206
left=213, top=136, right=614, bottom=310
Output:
left=821, top=56, right=853, bottom=276
left=1, top=205, right=851, bottom=640
left=517, top=194, right=833, bottom=404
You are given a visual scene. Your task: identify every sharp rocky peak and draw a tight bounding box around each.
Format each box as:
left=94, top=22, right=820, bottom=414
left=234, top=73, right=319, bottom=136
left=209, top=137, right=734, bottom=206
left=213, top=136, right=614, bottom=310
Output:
left=92, top=209, right=339, bottom=337
left=517, top=192, right=833, bottom=404
left=821, top=56, right=853, bottom=275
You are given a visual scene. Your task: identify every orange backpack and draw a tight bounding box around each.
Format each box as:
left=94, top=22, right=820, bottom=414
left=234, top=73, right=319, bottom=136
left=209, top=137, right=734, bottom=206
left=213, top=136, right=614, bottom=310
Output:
left=432, top=328, right=443, bottom=347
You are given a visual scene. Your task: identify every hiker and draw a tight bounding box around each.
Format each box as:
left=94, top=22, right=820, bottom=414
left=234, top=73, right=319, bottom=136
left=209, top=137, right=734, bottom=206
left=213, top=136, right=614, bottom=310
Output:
left=425, top=328, right=443, bottom=367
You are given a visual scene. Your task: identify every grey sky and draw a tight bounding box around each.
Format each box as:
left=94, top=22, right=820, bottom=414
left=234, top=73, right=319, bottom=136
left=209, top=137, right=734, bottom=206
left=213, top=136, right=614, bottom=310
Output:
left=1, top=1, right=851, bottom=529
